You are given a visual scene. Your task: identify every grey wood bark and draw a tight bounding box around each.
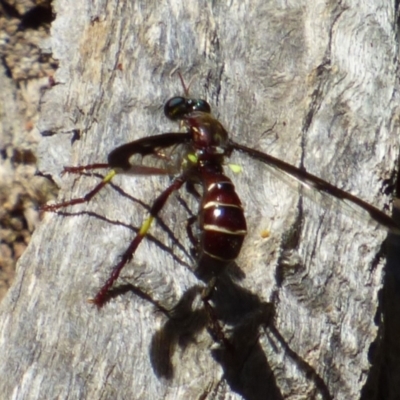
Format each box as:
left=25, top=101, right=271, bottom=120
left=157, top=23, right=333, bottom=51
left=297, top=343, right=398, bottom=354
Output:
left=0, top=1, right=399, bottom=399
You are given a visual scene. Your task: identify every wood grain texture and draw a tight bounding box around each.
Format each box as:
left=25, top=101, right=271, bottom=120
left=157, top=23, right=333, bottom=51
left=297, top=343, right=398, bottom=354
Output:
left=0, top=1, right=399, bottom=399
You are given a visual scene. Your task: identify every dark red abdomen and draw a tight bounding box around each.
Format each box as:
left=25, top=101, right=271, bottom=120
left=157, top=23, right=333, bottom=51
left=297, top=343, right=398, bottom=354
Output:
left=198, top=171, right=247, bottom=264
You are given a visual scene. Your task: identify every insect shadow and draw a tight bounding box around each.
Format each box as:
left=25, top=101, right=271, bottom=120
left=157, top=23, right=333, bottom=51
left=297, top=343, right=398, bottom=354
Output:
left=114, top=262, right=333, bottom=400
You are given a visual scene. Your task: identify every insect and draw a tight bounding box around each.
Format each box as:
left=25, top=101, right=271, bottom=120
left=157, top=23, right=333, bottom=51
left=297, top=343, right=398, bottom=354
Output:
left=43, top=74, right=400, bottom=308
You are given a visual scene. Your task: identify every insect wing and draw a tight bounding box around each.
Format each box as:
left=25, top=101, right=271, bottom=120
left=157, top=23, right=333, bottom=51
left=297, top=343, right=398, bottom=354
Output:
left=109, top=132, right=191, bottom=175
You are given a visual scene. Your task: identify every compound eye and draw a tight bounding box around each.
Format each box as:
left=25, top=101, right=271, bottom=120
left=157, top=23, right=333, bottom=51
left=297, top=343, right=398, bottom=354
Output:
left=191, top=99, right=211, bottom=113
left=164, top=97, right=188, bottom=120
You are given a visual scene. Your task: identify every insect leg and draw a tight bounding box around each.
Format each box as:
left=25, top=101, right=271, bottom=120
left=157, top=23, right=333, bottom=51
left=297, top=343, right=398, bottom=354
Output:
left=42, top=169, right=116, bottom=212
left=90, top=173, right=188, bottom=307
left=43, top=133, right=189, bottom=213
left=185, top=216, right=198, bottom=246
left=62, top=163, right=109, bottom=174
left=202, top=277, right=233, bottom=350
left=182, top=180, right=202, bottom=256
left=230, top=140, right=400, bottom=234
left=43, top=163, right=175, bottom=213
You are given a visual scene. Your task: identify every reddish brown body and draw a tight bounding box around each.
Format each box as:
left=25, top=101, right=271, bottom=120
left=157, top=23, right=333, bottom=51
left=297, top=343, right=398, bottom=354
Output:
left=198, top=167, right=247, bottom=263
left=43, top=90, right=400, bottom=306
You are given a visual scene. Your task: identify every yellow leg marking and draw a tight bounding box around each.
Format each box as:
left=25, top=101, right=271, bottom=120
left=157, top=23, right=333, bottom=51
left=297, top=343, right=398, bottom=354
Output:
left=228, top=163, right=242, bottom=174
left=139, top=216, right=154, bottom=236
left=103, top=169, right=117, bottom=183
left=187, top=153, right=198, bottom=164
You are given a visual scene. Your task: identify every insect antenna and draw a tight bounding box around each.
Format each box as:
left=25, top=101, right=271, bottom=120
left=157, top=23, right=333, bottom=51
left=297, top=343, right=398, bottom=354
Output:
left=176, top=70, right=196, bottom=97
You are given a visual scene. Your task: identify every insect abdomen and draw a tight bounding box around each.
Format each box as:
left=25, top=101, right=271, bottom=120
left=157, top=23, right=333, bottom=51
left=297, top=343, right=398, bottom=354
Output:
left=199, top=179, right=247, bottom=262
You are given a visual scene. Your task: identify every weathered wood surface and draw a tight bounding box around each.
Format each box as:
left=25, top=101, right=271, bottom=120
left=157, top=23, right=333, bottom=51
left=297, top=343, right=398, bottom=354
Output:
left=0, top=1, right=399, bottom=399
